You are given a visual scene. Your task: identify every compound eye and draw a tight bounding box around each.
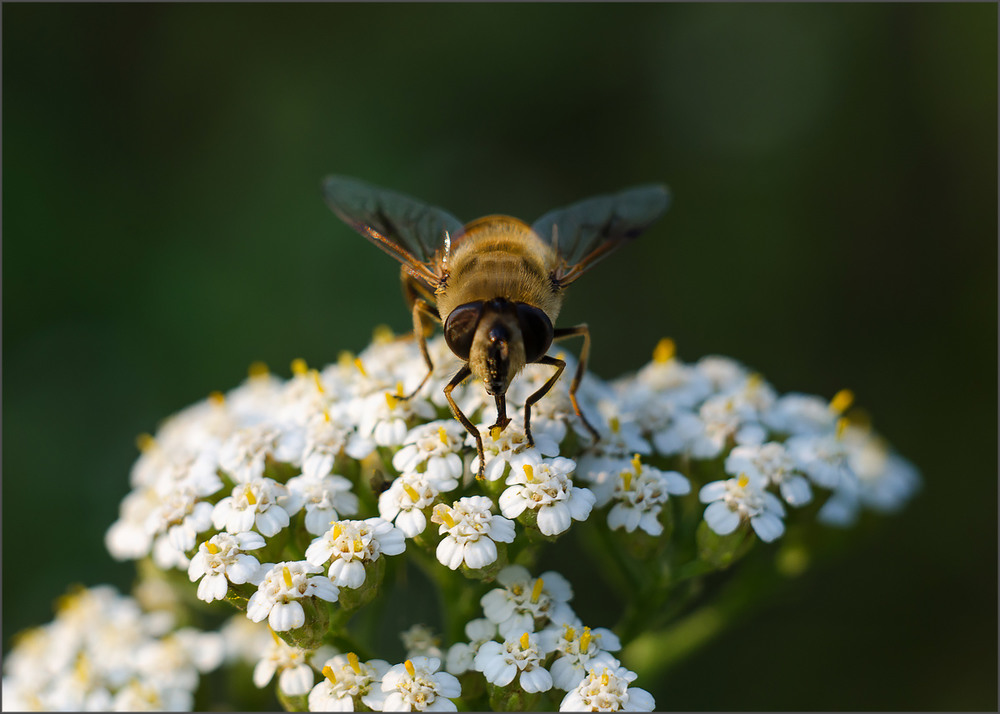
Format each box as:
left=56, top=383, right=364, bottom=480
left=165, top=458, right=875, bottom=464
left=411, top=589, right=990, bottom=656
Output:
left=443, top=302, right=483, bottom=360
left=516, top=304, right=553, bottom=363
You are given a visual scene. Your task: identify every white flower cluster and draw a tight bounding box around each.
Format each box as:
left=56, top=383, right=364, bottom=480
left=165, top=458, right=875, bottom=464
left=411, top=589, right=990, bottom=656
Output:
left=77, top=332, right=919, bottom=710
left=1, top=585, right=223, bottom=711
left=440, top=564, right=653, bottom=711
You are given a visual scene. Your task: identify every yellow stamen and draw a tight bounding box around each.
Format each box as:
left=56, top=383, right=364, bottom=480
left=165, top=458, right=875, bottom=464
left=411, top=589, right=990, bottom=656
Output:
left=555, top=351, right=566, bottom=361
left=746, top=372, right=763, bottom=391
left=373, top=324, right=395, bottom=344
left=404, top=659, right=416, bottom=678
left=322, top=665, right=337, bottom=684
left=337, top=350, right=354, bottom=368
left=530, top=577, right=544, bottom=603
left=609, top=416, right=621, bottom=434
left=631, top=453, right=643, bottom=475
left=331, top=523, right=343, bottom=539
left=282, top=566, right=294, bottom=589
left=353, top=358, right=368, bottom=377
left=737, top=473, right=750, bottom=489
left=653, top=337, right=676, bottom=363
left=402, top=483, right=421, bottom=503
left=209, top=390, right=226, bottom=406
left=829, top=388, right=855, bottom=415
left=564, top=625, right=576, bottom=641
left=601, top=672, right=610, bottom=686
left=836, top=416, right=849, bottom=440
left=135, top=433, right=156, bottom=453
left=205, top=542, right=220, bottom=555
left=323, top=408, right=331, bottom=423
left=312, top=369, right=325, bottom=394
left=347, top=652, right=362, bottom=674
left=291, top=358, right=308, bottom=376
left=385, top=392, right=400, bottom=410
left=580, top=626, right=592, bottom=653
left=438, top=426, right=449, bottom=444
left=434, top=504, right=458, bottom=529
left=245, top=488, right=257, bottom=506
left=523, top=464, right=534, bottom=482
left=621, top=470, right=633, bottom=491
left=353, top=538, right=364, bottom=553
left=248, top=361, right=269, bottom=378
left=519, top=632, right=531, bottom=649
left=490, top=425, right=503, bottom=441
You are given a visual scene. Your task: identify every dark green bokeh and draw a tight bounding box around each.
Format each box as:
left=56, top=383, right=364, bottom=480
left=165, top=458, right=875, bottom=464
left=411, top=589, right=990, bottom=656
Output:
left=3, top=3, right=995, bottom=710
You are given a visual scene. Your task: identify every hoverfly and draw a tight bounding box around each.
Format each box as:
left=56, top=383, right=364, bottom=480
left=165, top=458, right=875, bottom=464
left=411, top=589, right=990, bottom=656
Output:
left=323, top=175, right=670, bottom=479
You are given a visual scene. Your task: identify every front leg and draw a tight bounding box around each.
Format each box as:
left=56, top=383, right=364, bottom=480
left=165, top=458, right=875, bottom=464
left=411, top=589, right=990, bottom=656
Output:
left=552, top=323, right=601, bottom=444
left=401, top=297, right=440, bottom=401
left=443, top=365, right=485, bottom=480
left=523, top=355, right=566, bottom=449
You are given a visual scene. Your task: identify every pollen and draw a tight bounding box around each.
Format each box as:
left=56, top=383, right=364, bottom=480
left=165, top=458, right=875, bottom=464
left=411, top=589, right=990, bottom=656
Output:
left=373, top=323, right=395, bottom=344
left=653, top=337, right=676, bottom=363
left=404, top=659, right=416, bottom=678
left=601, top=671, right=610, bottom=687
left=332, top=523, right=344, bottom=539
left=322, top=664, right=338, bottom=684
left=490, top=425, right=503, bottom=441
left=209, top=390, right=226, bottom=407
left=402, top=483, right=421, bottom=503
left=609, top=416, right=621, bottom=434
left=205, top=542, right=220, bottom=555
left=530, top=577, right=544, bottom=603
left=291, top=358, right=308, bottom=376
left=135, top=433, right=156, bottom=453
left=312, top=369, right=325, bottom=394
left=519, top=632, right=531, bottom=650
left=434, top=504, right=458, bottom=529
left=438, top=426, right=449, bottom=444
left=737, top=473, right=750, bottom=489
left=564, top=625, right=576, bottom=641
left=621, top=470, right=633, bottom=492
left=523, top=464, right=535, bottom=482
left=337, top=350, right=354, bottom=368
left=829, top=388, right=855, bottom=415
left=282, top=566, right=294, bottom=589
left=248, top=361, right=269, bottom=378
left=347, top=652, right=362, bottom=674
left=579, top=626, right=592, bottom=653
left=385, top=392, right=400, bottom=410
left=245, top=488, right=258, bottom=506
left=353, top=358, right=368, bottom=378
left=631, top=453, right=643, bottom=475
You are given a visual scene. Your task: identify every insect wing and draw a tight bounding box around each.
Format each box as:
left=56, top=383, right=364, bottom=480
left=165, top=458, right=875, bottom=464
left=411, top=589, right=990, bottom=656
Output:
left=323, top=175, right=464, bottom=286
left=532, top=184, right=671, bottom=287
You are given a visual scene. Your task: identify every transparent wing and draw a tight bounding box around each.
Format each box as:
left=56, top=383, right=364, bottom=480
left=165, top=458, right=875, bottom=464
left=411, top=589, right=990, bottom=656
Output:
left=323, top=175, right=464, bottom=287
left=532, top=184, right=671, bottom=287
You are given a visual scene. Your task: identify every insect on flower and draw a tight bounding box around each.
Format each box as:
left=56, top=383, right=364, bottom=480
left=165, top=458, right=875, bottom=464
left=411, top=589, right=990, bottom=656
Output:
left=324, top=175, right=671, bottom=479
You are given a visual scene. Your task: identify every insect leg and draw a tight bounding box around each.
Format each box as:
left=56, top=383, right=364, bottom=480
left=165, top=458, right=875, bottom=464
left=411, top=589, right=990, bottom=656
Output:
left=444, top=365, right=485, bottom=480
left=401, top=297, right=440, bottom=400
left=523, top=355, right=566, bottom=449
left=552, top=324, right=601, bottom=444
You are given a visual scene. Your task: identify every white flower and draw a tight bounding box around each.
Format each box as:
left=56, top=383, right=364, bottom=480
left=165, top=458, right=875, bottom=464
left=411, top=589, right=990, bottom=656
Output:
left=498, top=458, right=595, bottom=537
left=148, top=487, right=216, bottom=569
left=559, top=660, right=655, bottom=712
left=378, top=472, right=458, bottom=538
left=699, top=472, right=786, bottom=543
left=444, top=619, right=496, bottom=675
left=187, top=531, right=266, bottom=602
left=628, top=338, right=712, bottom=408
left=300, top=410, right=354, bottom=479
left=685, top=394, right=766, bottom=459
left=470, top=419, right=559, bottom=482
left=537, top=623, right=621, bottom=691
left=392, top=421, right=467, bottom=481
left=763, top=391, right=841, bottom=436
left=401, top=624, right=444, bottom=660
left=592, top=455, right=690, bottom=536
left=286, top=471, right=360, bottom=535
left=246, top=561, right=339, bottom=631
left=218, top=424, right=282, bottom=483
left=309, top=652, right=390, bottom=712
left=364, top=657, right=460, bottom=712
left=786, top=426, right=855, bottom=489
left=212, top=477, right=294, bottom=537
left=431, top=496, right=515, bottom=571
left=305, top=518, right=405, bottom=589
left=354, top=383, right=437, bottom=448
left=726, top=441, right=812, bottom=506
left=474, top=631, right=553, bottom=693
left=252, top=633, right=315, bottom=696
left=480, top=566, right=575, bottom=640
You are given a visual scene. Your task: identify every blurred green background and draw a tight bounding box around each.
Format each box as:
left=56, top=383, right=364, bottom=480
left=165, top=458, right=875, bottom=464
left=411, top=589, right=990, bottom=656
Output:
left=3, top=3, right=996, bottom=710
